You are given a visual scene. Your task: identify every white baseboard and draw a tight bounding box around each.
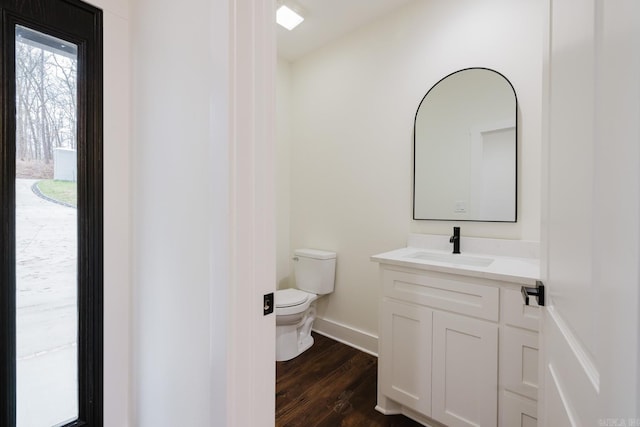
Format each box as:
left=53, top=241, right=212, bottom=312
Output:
left=312, top=317, right=378, bottom=357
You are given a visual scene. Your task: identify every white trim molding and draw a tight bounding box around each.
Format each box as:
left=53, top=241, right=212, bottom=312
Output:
left=313, top=317, right=379, bottom=357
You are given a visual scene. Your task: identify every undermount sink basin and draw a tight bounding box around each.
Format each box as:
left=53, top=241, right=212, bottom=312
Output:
left=407, top=251, right=494, bottom=267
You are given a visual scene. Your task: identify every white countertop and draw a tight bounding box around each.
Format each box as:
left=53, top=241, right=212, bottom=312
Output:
left=371, top=246, right=540, bottom=285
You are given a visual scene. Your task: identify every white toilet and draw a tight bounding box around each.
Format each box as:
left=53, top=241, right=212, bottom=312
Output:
left=275, top=248, right=336, bottom=362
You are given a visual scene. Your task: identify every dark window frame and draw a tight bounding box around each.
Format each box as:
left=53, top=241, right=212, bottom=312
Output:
left=0, top=0, right=103, bottom=425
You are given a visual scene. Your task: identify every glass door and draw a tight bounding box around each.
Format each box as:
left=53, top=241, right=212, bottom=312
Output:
left=0, top=1, right=103, bottom=426
left=15, top=26, right=79, bottom=426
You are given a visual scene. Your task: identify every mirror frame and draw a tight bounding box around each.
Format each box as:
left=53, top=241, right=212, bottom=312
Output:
left=412, top=67, right=518, bottom=222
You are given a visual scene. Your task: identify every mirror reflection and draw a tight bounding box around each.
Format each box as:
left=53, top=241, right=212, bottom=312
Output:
left=413, top=68, right=517, bottom=222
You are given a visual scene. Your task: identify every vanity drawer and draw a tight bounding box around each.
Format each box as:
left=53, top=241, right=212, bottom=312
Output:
left=381, top=269, right=499, bottom=321
left=502, top=288, right=540, bottom=332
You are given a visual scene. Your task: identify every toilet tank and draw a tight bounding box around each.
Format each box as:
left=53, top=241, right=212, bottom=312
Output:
left=293, top=248, right=336, bottom=295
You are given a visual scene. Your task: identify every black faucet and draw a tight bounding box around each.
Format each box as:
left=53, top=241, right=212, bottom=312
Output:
left=449, top=226, right=460, bottom=254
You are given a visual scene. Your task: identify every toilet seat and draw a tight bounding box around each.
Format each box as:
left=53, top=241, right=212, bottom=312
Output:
left=275, top=289, right=317, bottom=317
left=276, top=288, right=308, bottom=308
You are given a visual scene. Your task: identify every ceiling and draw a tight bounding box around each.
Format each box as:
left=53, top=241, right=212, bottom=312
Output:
left=276, top=0, right=415, bottom=62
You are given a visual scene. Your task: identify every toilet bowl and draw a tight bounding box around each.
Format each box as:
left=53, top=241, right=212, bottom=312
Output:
left=275, top=249, right=336, bottom=362
left=275, top=288, right=318, bottom=361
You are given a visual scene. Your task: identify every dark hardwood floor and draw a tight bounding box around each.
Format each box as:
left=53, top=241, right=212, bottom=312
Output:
left=276, top=332, right=423, bottom=427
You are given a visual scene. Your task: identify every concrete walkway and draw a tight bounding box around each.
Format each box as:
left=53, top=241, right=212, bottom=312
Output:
left=16, top=178, right=77, bottom=427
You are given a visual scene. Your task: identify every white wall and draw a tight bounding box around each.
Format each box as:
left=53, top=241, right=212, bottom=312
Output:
left=88, top=0, right=132, bottom=425
left=277, top=58, right=292, bottom=289
left=131, top=0, right=219, bottom=424
left=282, top=0, right=542, bottom=348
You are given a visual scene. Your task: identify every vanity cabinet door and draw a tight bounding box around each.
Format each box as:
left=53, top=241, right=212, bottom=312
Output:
left=379, top=298, right=432, bottom=416
left=501, top=327, right=539, bottom=400
left=431, top=311, right=498, bottom=427
left=500, top=391, right=538, bottom=427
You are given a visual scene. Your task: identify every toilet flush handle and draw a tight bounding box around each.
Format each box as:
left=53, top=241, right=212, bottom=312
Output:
left=292, top=256, right=299, bottom=261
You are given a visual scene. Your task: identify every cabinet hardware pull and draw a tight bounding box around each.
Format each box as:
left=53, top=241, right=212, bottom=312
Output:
left=521, top=281, right=545, bottom=306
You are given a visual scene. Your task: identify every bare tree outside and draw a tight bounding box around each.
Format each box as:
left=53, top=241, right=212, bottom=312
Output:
left=15, top=33, right=77, bottom=179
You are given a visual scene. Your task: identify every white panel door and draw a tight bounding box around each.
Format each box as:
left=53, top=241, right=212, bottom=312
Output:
left=432, top=311, right=498, bottom=427
left=540, top=0, right=640, bottom=425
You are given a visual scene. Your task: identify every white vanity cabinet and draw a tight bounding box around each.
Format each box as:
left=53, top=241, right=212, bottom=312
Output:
left=375, top=265, right=539, bottom=427
left=499, top=288, right=540, bottom=427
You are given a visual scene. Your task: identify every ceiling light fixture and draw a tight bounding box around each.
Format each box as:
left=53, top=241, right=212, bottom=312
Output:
left=276, top=5, right=304, bottom=31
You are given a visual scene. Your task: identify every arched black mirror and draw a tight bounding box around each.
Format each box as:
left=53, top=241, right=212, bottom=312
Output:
left=413, top=68, right=517, bottom=222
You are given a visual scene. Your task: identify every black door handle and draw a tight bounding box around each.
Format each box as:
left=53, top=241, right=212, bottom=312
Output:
left=521, top=281, right=545, bottom=306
